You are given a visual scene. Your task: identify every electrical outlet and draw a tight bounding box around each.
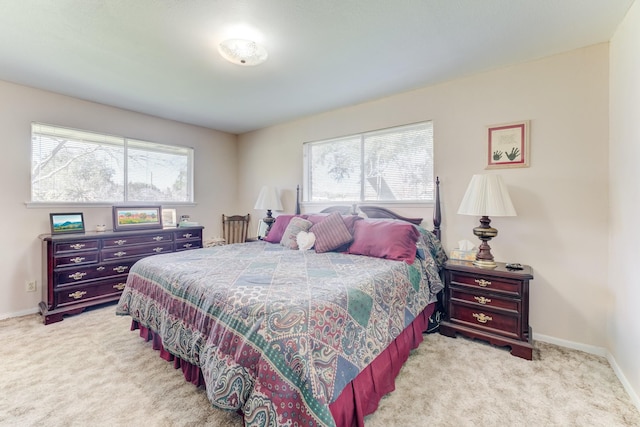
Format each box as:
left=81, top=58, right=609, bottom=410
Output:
left=26, top=280, right=37, bottom=292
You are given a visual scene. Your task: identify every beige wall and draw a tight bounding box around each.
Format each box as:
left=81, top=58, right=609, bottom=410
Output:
left=610, top=0, right=640, bottom=407
left=0, top=80, right=237, bottom=318
left=238, top=44, right=611, bottom=350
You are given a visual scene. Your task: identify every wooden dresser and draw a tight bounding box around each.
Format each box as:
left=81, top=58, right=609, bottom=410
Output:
left=39, top=226, right=203, bottom=325
left=439, top=260, right=534, bottom=360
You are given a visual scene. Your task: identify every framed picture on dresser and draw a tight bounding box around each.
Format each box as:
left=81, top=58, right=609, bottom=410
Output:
left=162, top=208, right=177, bottom=228
left=49, top=212, right=85, bottom=234
left=113, top=206, right=162, bottom=231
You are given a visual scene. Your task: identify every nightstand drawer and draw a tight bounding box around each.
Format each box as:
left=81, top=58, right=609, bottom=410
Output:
left=449, top=303, right=520, bottom=339
left=450, top=271, right=522, bottom=297
left=450, top=289, right=520, bottom=312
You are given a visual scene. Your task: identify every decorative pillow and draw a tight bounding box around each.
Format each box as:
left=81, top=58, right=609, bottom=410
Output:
left=296, top=231, right=316, bottom=251
left=263, top=215, right=307, bottom=243
left=310, top=211, right=354, bottom=253
left=307, top=213, right=362, bottom=235
left=348, top=219, right=421, bottom=263
left=280, top=217, right=313, bottom=249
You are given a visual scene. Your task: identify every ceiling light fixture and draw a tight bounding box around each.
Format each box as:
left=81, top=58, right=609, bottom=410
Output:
left=218, top=38, right=268, bottom=66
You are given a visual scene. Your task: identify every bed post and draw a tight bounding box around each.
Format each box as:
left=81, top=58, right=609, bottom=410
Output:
left=296, top=185, right=301, bottom=215
left=433, top=177, right=441, bottom=241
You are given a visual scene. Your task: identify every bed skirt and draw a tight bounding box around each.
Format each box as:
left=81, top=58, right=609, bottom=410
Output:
left=130, top=302, right=435, bottom=427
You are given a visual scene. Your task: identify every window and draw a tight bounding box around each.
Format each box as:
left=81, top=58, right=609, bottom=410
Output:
left=31, top=123, right=193, bottom=204
left=303, top=121, right=434, bottom=203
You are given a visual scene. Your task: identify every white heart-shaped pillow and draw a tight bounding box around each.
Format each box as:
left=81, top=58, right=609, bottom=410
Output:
left=297, top=231, right=316, bottom=251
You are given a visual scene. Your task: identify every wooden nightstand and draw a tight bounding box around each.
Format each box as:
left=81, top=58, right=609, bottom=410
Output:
left=439, top=260, right=534, bottom=360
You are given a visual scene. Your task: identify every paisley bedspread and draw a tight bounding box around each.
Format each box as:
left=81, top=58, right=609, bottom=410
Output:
left=116, top=230, right=445, bottom=427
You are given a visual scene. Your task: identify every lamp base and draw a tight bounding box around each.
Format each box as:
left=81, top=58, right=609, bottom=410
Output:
left=262, top=210, right=275, bottom=234
left=473, top=258, right=498, bottom=269
left=473, top=215, right=498, bottom=269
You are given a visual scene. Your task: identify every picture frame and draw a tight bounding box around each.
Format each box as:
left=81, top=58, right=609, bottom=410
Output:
left=486, top=120, right=530, bottom=169
left=50, top=212, right=85, bottom=234
left=161, top=208, right=177, bottom=228
left=112, top=206, right=162, bottom=231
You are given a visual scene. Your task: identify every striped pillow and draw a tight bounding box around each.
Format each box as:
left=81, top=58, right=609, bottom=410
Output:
left=310, top=212, right=353, bottom=253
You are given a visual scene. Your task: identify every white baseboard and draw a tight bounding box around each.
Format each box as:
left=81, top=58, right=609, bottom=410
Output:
left=0, top=307, right=39, bottom=321
left=534, top=332, right=640, bottom=413
left=533, top=332, right=608, bottom=357
left=606, top=350, right=640, bottom=413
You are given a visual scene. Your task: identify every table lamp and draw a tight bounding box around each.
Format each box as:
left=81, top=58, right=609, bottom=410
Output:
left=254, top=186, right=283, bottom=234
left=457, top=174, right=516, bottom=268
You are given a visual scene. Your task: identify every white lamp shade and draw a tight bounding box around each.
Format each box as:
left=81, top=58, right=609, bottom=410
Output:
left=457, top=174, right=517, bottom=217
left=254, top=186, right=283, bottom=211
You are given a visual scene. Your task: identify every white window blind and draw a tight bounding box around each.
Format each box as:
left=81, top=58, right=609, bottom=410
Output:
left=31, top=123, right=193, bottom=203
left=303, top=121, right=434, bottom=203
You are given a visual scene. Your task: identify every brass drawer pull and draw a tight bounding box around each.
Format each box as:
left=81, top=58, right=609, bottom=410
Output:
left=97, top=266, right=105, bottom=271
left=153, top=236, right=164, bottom=241
left=153, top=247, right=164, bottom=253
left=114, top=239, right=127, bottom=246
left=114, top=251, right=126, bottom=257
left=474, top=279, right=491, bottom=287
left=182, top=233, right=193, bottom=238
left=183, top=243, right=193, bottom=249
left=70, top=257, right=85, bottom=263
left=70, top=243, right=85, bottom=250
left=113, top=266, right=128, bottom=273
left=474, top=296, right=491, bottom=305
left=68, top=272, right=87, bottom=280
left=473, top=313, right=492, bottom=323
left=69, top=291, right=87, bottom=300
left=113, top=283, right=126, bottom=291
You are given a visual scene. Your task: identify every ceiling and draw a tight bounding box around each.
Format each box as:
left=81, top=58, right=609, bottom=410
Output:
left=0, top=0, right=634, bottom=134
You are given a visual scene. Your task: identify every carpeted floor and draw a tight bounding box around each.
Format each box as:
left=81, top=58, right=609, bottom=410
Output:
left=1, top=305, right=639, bottom=426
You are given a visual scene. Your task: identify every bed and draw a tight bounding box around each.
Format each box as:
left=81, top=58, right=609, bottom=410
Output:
left=116, top=185, right=446, bottom=427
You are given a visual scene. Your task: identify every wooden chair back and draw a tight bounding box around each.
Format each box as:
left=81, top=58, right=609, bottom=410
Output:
left=222, top=214, right=250, bottom=244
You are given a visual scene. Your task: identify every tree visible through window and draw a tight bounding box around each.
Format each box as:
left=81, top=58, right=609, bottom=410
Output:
left=303, top=121, right=434, bottom=202
left=31, top=123, right=193, bottom=203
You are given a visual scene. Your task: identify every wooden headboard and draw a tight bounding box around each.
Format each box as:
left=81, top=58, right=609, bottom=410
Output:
left=298, top=177, right=442, bottom=240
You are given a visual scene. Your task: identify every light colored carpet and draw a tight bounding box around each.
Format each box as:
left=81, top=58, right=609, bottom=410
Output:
left=1, top=305, right=638, bottom=427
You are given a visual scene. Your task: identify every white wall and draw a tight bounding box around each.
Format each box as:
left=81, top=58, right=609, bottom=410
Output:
left=238, top=44, right=611, bottom=348
left=0, top=80, right=237, bottom=318
left=609, top=0, right=640, bottom=406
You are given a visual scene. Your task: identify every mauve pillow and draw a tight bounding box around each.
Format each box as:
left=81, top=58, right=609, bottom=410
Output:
left=348, top=219, right=420, bottom=263
left=264, top=215, right=299, bottom=243
left=310, top=212, right=354, bottom=253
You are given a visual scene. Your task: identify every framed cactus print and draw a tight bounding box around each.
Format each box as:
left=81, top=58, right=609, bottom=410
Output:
left=486, top=120, right=530, bottom=169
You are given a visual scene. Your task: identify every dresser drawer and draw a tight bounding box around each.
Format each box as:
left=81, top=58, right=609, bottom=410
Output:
left=450, top=289, right=520, bottom=312
left=449, top=302, right=520, bottom=340
left=55, top=260, right=137, bottom=286
left=176, top=241, right=202, bottom=251
left=175, top=229, right=202, bottom=241
left=55, top=278, right=127, bottom=307
left=54, top=240, right=100, bottom=254
left=449, top=271, right=522, bottom=297
left=54, top=252, right=100, bottom=268
left=103, top=232, right=173, bottom=248
left=102, top=242, right=173, bottom=260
